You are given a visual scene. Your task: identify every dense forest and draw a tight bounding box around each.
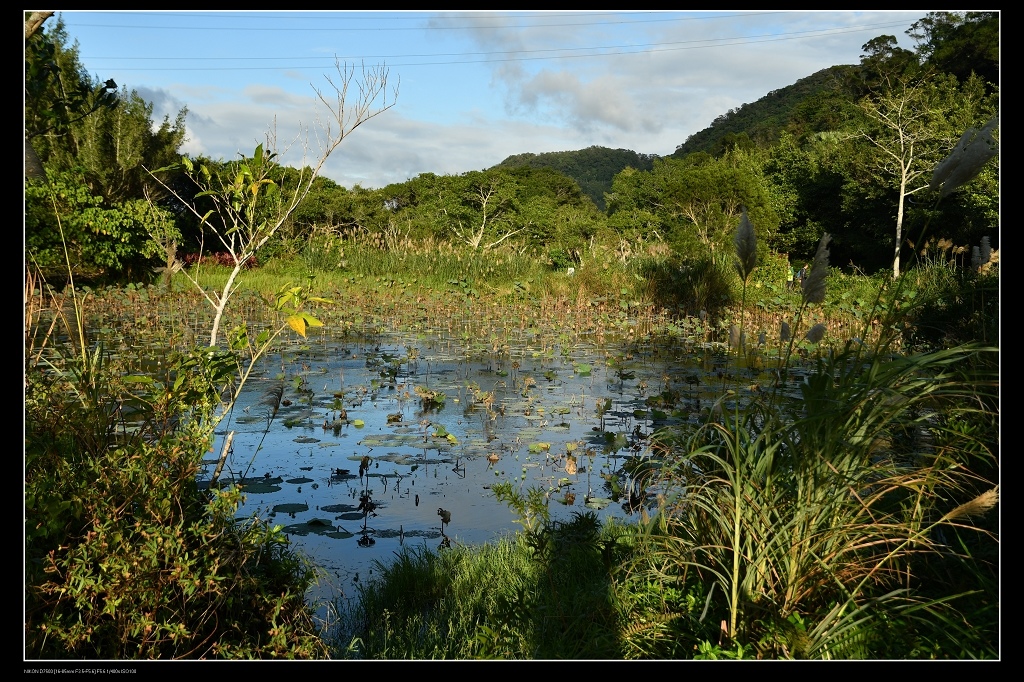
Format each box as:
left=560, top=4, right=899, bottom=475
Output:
left=26, top=11, right=998, bottom=281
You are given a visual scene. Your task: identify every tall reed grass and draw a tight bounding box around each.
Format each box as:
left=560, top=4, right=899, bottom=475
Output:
left=621, top=209, right=998, bottom=659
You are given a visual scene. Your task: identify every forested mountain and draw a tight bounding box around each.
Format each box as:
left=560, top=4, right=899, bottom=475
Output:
left=672, top=11, right=998, bottom=159
left=670, top=66, right=858, bottom=158
left=493, top=146, right=656, bottom=210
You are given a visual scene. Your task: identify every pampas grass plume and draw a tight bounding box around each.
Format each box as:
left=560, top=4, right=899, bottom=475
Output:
left=801, top=233, right=831, bottom=305
left=930, top=116, right=998, bottom=198
left=943, top=486, right=998, bottom=522
left=805, top=323, right=826, bottom=344
left=733, top=208, right=758, bottom=282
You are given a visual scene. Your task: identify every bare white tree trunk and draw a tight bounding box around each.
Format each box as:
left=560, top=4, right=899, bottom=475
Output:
left=861, top=78, right=934, bottom=280
left=149, top=60, right=397, bottom=346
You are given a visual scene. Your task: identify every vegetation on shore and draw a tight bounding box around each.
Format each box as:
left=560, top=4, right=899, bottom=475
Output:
left=24, top=10, right=997, bottom=660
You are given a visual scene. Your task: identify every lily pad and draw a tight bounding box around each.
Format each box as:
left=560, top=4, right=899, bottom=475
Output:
left=584, top=496, right=613, bottom=510
left=376, top=452, right=418, bottom=466
left=321, top=504, right=358, bottom=513
left=294, top=436, right=321, bottom=444
left=282, top=519, right=353, bottom=538
left=240, top=482, right=282, bottom=494
left=359, top=434, right=427, bottom=448
left=286, top=477, right=314, bottom=485
left=273, top=502, right=309, bottom=514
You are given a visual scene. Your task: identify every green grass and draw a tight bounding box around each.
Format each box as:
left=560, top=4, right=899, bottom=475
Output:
left=27, top=234, right=997, bottom=659
left=321, top=235, right=998, bottom=660
left=176, top=238, right=689, bottom=310
left=336, top=513, right=637, bottom=659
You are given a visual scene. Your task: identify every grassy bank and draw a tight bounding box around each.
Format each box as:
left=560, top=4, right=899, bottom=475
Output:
left=25, top=238, right=998, bottom=659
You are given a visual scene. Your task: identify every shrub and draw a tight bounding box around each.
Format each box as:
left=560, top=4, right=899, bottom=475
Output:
left=677, top=254, right=737, bottom=316
left=902, top=262, right=998, bottom=351
left=26, top=171, right=179, bottom=282
left=25, top=329, right=327, bottom=659
left=622, top=218, right=999, bottom=659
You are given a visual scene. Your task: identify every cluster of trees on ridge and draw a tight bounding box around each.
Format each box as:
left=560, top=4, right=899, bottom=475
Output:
left=25, top=11, right=998, bottom=283
left=494, top=146, right=657, bottom=210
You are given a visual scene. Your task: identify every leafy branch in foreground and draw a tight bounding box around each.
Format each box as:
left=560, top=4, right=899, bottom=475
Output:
left=149, top=60, right=396, bottom=347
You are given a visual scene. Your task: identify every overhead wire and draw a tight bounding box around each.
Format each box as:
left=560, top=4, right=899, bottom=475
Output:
left=72, top=13, right=917, bottom=72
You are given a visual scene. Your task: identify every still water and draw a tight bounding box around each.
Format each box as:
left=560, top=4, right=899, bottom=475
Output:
left=199, top=326, right=750, bottom=613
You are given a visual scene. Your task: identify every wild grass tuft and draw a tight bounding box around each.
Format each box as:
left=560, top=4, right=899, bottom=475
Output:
left=337, top=518, right=633, bottom=659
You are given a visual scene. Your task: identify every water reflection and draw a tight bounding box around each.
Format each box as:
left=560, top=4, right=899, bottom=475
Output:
left=198, top=328, right=764, bottom=610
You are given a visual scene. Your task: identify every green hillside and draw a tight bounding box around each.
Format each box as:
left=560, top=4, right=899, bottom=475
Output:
left=494, top=145, right=656, bottom=210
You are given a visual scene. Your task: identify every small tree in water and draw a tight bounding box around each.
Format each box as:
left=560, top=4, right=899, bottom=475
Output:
left=151, top=59, right=397, bottom=347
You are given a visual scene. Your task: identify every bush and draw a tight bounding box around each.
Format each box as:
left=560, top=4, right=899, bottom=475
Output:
left=547, top=247, right=577, bottom=271
left=902, top=262, right=998, bottom=351
left=677, top=254, right=737, bottom=315
left=25, top=336, right=327, bottom=659
left=26, top=171, right=178, bottom=282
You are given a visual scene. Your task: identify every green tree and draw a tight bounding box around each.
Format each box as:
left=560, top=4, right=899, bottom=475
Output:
left=859, top=72, right=996, bottom=277
left=49, top=86, right=188, bottom=204
left=854, top=35, right=920, bottom=95
left=604, top=166, right=662, bottom=241
left=907, top=11, right=999, bottom=87
left=25, top=13, right=119, bottom=179
left=762, top=132, right=854, bottom=263
left=402, top=169, right=529, bottom=250
left=607, top=155, right=777, bottom=257
left=447, top=170, right=524, bottom=249
left=25, top=15, right=188, bottom=281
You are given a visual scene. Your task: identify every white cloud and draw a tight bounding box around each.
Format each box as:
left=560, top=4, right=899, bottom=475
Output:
left=85, top=11, right=933, bottom=189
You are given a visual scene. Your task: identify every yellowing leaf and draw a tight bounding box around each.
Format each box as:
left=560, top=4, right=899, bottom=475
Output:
left=287, top=315, right=307, bottom=337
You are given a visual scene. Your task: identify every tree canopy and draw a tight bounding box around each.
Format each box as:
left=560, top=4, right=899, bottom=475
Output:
left=25, top=11, right=998, bottom=281
left=25, top=15, right=189, bottom=281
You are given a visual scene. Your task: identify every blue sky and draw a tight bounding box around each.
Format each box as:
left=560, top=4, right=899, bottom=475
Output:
left=50, top=10, right=930, bottom=189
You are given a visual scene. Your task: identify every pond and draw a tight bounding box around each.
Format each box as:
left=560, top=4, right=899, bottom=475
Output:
left=194, top=323, right=774, bottom=617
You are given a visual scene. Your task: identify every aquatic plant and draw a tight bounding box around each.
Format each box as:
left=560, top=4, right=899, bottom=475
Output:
left=622, top=161, right=997, bottom=658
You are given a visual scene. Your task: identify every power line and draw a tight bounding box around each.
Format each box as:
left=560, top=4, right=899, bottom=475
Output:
left=84, top=21, right=915, bottom=71
left=67, top=11, right=788, bottom=32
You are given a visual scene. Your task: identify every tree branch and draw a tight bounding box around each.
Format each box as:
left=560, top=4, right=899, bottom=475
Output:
left=25, top=11, right=55, bottom=41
